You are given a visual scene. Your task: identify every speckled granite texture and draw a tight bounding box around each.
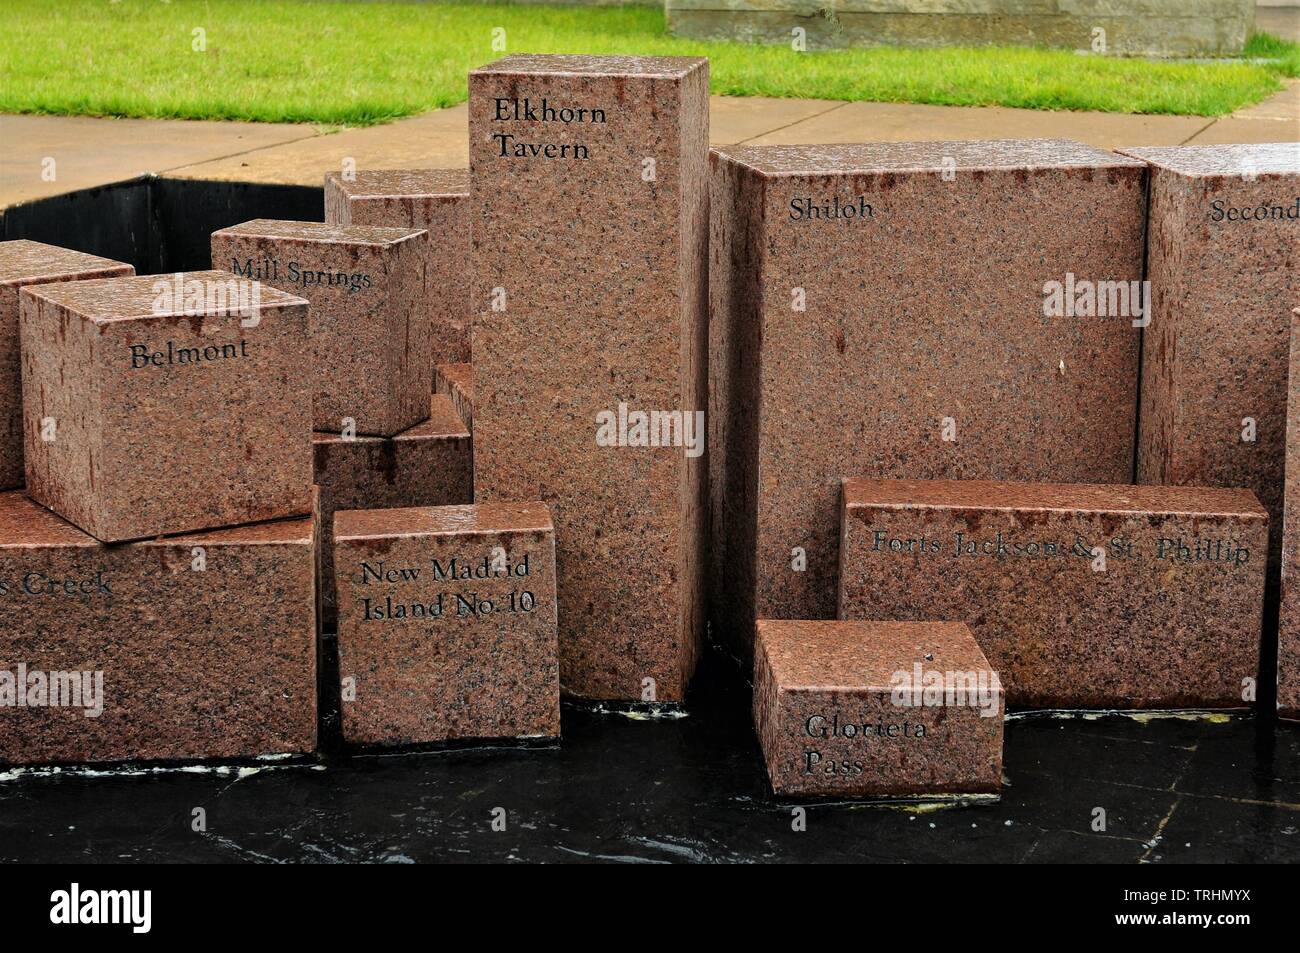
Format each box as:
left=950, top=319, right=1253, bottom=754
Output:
left=710, top=140, right=1147, bottom=664
left=314, top=393, right=472, bottom=630
left=20, top=270, right=312, bottom=543
left=0, top=241, right=133, bottom=492
left=325, top=170, right=472, bottom=372
left=0, top=491, right=317, bottom=765
left=435, top=362, right=474, bottom=429
left=1278, top=308, right=1300, bottom=718
left=469, top=54, right=709, bottom=702
left=211, top=219, right=431, bottom=437
left=839, top=478, right=1268, bottom=709
left=753, top=620, right=1003, bottom=797
left=1117, top=144, right=1300, bottom=568
left=334, top=501, right=559, bottom=746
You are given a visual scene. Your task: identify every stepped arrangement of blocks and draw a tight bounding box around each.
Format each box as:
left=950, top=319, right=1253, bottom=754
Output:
left=1, top=55, right=1297, bottom=803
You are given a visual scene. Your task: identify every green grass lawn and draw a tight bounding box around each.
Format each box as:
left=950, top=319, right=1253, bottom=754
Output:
left=2, top=0, right=1297, bottom=125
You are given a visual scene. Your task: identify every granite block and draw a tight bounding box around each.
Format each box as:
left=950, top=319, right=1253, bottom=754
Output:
left=470, top=55, right=709, bottom=702
left=710, top=139, right=1148, bottom=663
left=325, top=169, right=472, bottom=371
left=314, top=393, right=472, bottom=629
left=334, top=501, right=560, bottom=746
left=1116, top=144, right=1300, bottom=566
left=1278, top=307, right=1300, bottom=718
left=210, top=219, right=431, bottom=437
left=753, top=619, right=1003, bottom=798
left=20, top=270, right=312, bottom=543
left=435, top=362, right=474, bottom=429
left=838, top=478, right=1268, bottom=709
left=0, top=241, right=133, bottom=492
left=0, top=491, right=316, bottom=765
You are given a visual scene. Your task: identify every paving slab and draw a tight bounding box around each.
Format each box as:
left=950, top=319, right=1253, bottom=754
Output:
left=740, top=99, right=1215, bottom=150
left=710, top=95, right=845, bottom=144
left=167, top=106, right=470, bottom=185
left=0, top=114, right=316, bottom=205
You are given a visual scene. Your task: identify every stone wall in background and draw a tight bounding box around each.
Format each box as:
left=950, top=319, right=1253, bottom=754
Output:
left=664, top=0, right=1257, bottom=57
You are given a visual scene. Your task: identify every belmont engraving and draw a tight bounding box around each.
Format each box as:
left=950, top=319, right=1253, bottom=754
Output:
left=129, top=340, right=250, bottom=370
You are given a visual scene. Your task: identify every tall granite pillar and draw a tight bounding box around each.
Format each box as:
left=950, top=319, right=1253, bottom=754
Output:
left=1118, top=143, right=1300, bottom=566
left=469, top=55, right=709, bottom=702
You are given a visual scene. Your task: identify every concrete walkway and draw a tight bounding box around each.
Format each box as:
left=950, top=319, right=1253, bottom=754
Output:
left=3, top=82, right=1296, bottom=208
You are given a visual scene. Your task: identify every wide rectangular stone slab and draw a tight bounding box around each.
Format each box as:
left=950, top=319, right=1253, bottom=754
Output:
left=753, top=619, right=1003, bottom=798
left=334, top=501, right=560, bottom=746
left=838, top=478, right=1268, bottom=709
left=1117, top=143, right=1300, bottom=566
left=435, top=362, right=474, bottom=429
left=21, top=270, right=312, bottom=543
left=314, top=393, right=472, bottom=630
left=470, top=54, right=709, bottom=702
left=0, top=491, right=317, bottom=765
left=211, top=219, right=431, bottom=437
left=710, top=139, right=1146, bottom=663
left=0, top=241, right=133, bottom=492
left=325, top=169, right=472, bottom=372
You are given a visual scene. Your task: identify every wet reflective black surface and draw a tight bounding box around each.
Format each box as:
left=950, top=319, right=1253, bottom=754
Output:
left=3, top=649, right=1299, bottom=864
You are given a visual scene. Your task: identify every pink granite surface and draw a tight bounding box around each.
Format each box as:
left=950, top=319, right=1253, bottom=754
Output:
left=334, top=501, right=559, bottom=746
left=838, top=478, right=1268, bottom=709
left=0, top=240, right=133, bottom=491
left=325, top=169, right=472, bottom=371
left=469, top=54, right=709, bottom=702
left=1118, top=143, right=1299, bottom=567
left=709, top=139, right=1147, bottom=665
left=1278, top=307, right=1300, bottom=717
left=435, top=362, right=474, bottom=429
left=313, top=393, right=472, bottom=629
left=211, top=219, right=431, bottom=437
left=20, top=270, right=312, bottom=543
left=753, top=619, right=1003, bottom=797
left=0, top=491, right=317, bottom=765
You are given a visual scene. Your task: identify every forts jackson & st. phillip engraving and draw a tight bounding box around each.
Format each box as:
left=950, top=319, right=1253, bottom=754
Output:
left=865, top=528, right=1252, bottom=566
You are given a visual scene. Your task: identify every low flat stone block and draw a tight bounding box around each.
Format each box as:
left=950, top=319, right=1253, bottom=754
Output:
left=334, top=501, right=560, bottom=746
left=325, top=169, right=471, bottom=372
left=0, top=241, right=133, bottom=492
left=1117, top=143, right=1300, bottom=566
left=710, top=139, right=1146, bottom=663
left=21, top=270, right=312, bottom=543
left=435, top=362, right=474, bottom=428
left=313, top=393, right=472, bottom=629
left=211, top=220, right=431, bottom=437
left=0, top=491, right=317, bottom=765
left=754, top=620, right=1003, bottom=798
left=839, top=479, right=1268, bottom=709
